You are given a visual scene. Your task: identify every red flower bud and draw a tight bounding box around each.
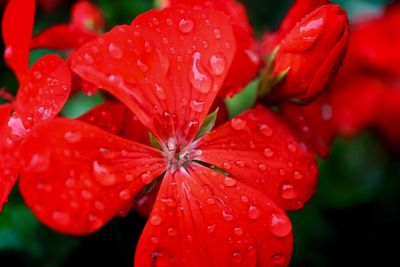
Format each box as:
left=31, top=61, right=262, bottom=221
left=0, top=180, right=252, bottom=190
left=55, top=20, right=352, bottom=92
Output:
left=269, top=4, right=349, bottom=102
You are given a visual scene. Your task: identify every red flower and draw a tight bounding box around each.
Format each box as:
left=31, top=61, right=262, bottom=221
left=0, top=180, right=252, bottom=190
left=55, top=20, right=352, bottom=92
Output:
left=19, top=6, right=317, bottom=266
left=31, top=0, right=104, bottom=50
left=263, top=0, right=329, bottom=52
left=314, top=3, right=400, bottom=146
left=164, top=0, right=261, bottom=98
left=0, top=0, right=71, bottom=210
left=260, top=4, right=349, bottom=102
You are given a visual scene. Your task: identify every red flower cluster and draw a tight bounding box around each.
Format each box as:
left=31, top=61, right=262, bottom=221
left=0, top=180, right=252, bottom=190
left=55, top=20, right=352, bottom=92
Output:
left=0, top=0, right=354, bottom=266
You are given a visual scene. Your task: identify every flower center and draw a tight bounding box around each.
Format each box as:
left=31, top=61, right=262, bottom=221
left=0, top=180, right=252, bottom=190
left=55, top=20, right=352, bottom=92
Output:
left=165, top=137, right=202, bottom=172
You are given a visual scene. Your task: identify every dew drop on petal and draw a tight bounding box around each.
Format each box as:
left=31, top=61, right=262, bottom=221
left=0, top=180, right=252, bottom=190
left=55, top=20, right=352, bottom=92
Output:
left=293, top=170, right=303, bottom=180
left=258, top=124, right=273, bottom=136
left=222, top=210, right=234, bottom=222
left=270, top=213, right=292, bottom=237
left=190, top=100, right=205, bottom=113
left=271, top=253, right=286, bottom=266
left=150, top=213, right=162, bottom=226
left=263, top=147, right=274, bottom=158
left=178, top=18, right=194, bottom=33
left=84, top=53, right=94, bottom=64
left=33, top=71, right=42, bottom=80
left=93, top=161, right=116, bottom=186
left=207, top=224, right=216, bottom=233
left=155, top=83, right=166, bottom=100
left=258, top=164, right=267, bottom=171
left=137, top=59, right=149, bottom=72
left=64, top=131, right=82, bottom=143
left=141, top=171, right=153, bottom=185
left=224, top=176, right=237, bottom=187
left=4, top=45, right=13, bottom=59
left=248, top=204, right=260, bottom=220
left=230, top=118, right=246, bottom=130
left=161, top=227, right=174, bottom=239
left=189, top=52, right=212, bottom=93
left=108, top=42, right=123, bottom=59
left=119, top=189, right=130, bottom=200
left=213, top=28, right=221, bottom=39
left=209, top=54, right=226, bottom=75
left=52, top=210, right=71, bottom=226
left=280, top=183, right=298, bottom=200
left=231, top=251, right=243, bottom=264
left=287, top=143, right=297, bottom=153
left=233, top=226, right=243, bottom=236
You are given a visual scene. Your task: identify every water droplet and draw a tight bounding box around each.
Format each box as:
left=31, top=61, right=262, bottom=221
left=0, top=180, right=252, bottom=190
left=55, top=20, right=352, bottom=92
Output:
left=263, top=147, right=274, bottom=158
left=235, top=160, right=245, bottom=168
left=84, top=53, right=94, bottom=64
left=37, top=106, right=54, bottom=120
left=270, top=213, right=292, bottom=237
left=141, top=171, right=153, bottom=185
left=241, top=195, right=249, bottom=203
left=223, top=162, right=231, bottom=170
left=161, top=197, right=177, bottom=207
left=293, top=170, right=303, bottom=180
left=207, top=224, right=216, bottom=233
left=64, top=131, right=81, bottom=143
left=155, top=84, right=166, bottom=100
left=224, top=177, right=237, bottom=187
left=81, top=190, right=93, bottom=200
left=231, top=118, right=246, bottom=130
left=209, top=54, right=226, bottom=75
left=222, top=210, right=234, bottom=221
left=178, top=18, right=194, bottom=33
left=136, top=59, right=149, bottom=72
left=214, top=28, right=221, bottom=39
left=93, top=161, right=116, bottom=186
left=231, top=251, right=243, bottom=264
left=125, top=173, right=134, bottom=181
left=52, top=210, right=70, bottom=226
left=4, top=45, right=13, bottom=59
left=108, top=42, right=123, bottom=59
left=248, top=204, right=260, bottom=220
left=233, top=226, right=243, bottom=236
left=287, top=143, right=297, bottom=153
left=190, top=100, right=205, bottom=112
left=258, top=124, right=273, bottom=136
left=33, top=71, right=42, bottom=80
left=258, top=164, right=267, bottom=171
left=150, top=213, right=162, bottom=226
left=271, top=253, right=286, bottom=266
left=189, top=52, right=212, bottom=93
left=119, top=189, right=130, bottom=200
left=280, top=183, right=298, bottom=200
left=65, top=178, right=76, bottom=188
left=321, top=104, right=333, bottom=121
left=167, top=227, right=177, bottom=237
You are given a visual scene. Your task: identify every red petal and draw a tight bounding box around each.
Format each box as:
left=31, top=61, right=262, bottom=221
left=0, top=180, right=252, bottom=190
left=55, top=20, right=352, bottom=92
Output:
left=31, top=24, right=98, bottom=50
left=71, top=0, right=105, bottom=33
left=71, top=6, right=236, bottom=146
left=79, top=101, right=150, bottom=145
left=19, top=118, right=167, bottom=234
left=0, top=104, right=19, bottom=211
left=168, top=0, right=260, bottom=98
left=135, top=164, right=292, bottom=266
left=279, top=98, right=336, bottom=159
left=0, top=140, right=19, bottom=212
left=195, top=105, right=317, bottom=211
left=15, top=54, right=71, bottom=124
left=2, top=0, right=35, bottom=81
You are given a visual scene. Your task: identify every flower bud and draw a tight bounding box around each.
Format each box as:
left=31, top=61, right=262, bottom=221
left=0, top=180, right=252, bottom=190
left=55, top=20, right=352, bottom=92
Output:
left=267, top=4, right=349, bottom=102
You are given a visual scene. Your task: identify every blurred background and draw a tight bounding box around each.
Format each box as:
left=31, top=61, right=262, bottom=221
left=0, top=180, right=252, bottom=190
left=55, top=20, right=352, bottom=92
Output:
left=0, top=0, right=399, bottom=266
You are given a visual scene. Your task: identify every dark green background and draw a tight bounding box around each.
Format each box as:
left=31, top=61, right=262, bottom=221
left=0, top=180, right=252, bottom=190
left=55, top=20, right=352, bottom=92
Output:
left=0, top=0, right=399, bottom=266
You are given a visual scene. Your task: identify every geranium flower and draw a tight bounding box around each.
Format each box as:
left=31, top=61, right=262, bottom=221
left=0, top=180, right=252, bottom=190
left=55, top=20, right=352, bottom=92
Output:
left=31, top=0, right=104, bottom=50
left=259, top=4, right=349, bottom=102
left=0, top=0, right=71, bottom=210
left=19, top=6, right=317, bottom=266
left=162, top=0, right=261, bottom=98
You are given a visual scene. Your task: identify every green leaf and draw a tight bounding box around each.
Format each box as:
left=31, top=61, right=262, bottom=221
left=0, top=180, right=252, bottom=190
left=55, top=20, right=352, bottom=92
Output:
left=61, top=91, right=104, bottom=118
left=149, top=132, right=162, bottom=150
left=225, top=79, right=258, bottom=118
left=195, top=108, right=219, bottom=139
